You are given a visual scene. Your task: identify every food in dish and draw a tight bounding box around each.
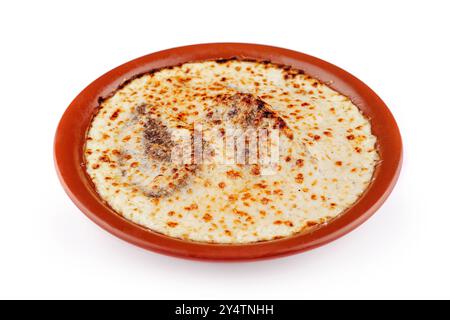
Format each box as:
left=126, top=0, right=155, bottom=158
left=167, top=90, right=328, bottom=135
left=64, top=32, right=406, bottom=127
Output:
left=84, top=59, right=379, bottom=243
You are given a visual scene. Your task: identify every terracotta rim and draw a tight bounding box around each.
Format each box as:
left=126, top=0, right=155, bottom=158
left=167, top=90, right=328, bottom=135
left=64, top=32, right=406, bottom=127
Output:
left=54, top=43, right=402, bottom=261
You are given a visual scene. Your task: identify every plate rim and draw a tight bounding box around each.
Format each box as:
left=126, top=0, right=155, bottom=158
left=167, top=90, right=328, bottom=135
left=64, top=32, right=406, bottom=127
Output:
left=54, top=43, right=403, bottom=261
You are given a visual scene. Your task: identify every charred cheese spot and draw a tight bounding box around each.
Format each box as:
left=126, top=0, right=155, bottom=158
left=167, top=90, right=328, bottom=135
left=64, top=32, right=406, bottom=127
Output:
left=226, top=170, right=242, bottom=179
left=167, top=222, right=178, bottom=228
left=202, top=213, right=213, bottom=222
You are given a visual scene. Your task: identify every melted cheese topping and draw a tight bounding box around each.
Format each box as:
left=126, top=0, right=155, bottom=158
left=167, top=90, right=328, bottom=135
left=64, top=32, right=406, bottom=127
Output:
left=85, top=60, right=379, bottom=243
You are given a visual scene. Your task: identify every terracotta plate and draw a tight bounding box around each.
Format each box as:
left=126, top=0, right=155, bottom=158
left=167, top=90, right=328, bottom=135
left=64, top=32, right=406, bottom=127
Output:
left=54, top=43, right=402, bottom=261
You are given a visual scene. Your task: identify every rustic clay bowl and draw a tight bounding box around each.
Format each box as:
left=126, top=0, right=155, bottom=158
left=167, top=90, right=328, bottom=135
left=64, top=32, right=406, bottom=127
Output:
left=54, top=43, right=402, bottom=261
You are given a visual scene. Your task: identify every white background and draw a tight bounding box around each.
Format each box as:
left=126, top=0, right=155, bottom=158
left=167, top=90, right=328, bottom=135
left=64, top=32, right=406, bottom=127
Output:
left=1, top=0, right=449, bottom=300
